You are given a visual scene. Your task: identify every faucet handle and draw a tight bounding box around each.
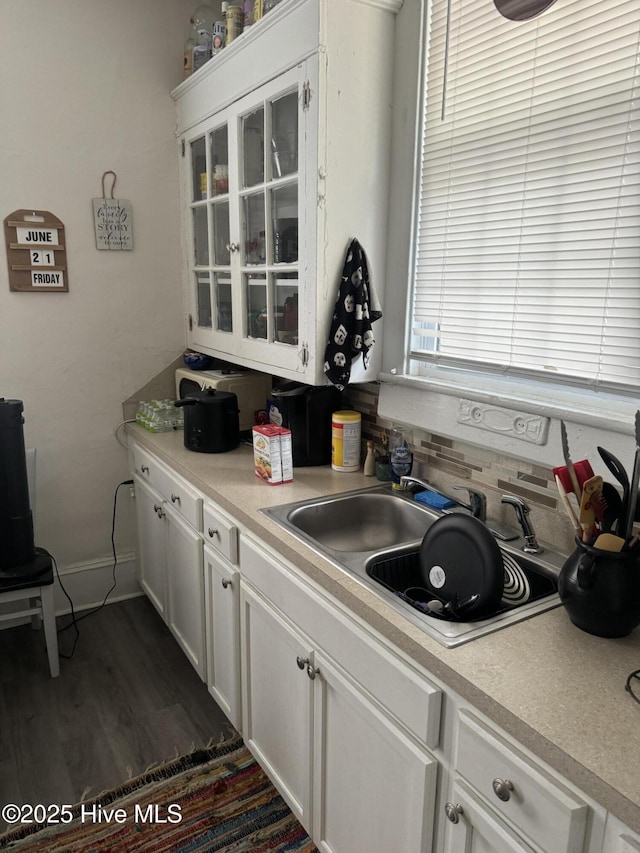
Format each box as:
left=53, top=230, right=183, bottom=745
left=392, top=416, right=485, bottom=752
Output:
left=501, top=496, right=543, bottom=554
left=454, top=486, right=487, bottom=522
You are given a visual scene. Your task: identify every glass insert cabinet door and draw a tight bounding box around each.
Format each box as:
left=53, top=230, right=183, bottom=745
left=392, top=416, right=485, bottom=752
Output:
left=241, top=87, right=299, bottom=346
left=188, top=123, right=232, bottom=335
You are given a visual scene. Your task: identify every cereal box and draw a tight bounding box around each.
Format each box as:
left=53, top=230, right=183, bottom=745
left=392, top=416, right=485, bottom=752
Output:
left=253, top=425, right=293, bottom=484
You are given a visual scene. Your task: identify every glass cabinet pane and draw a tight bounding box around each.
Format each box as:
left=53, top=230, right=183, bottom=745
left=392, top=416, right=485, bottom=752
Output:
left=246, top=274, right=267, bottom=339
left=191, top=137, right=207, bottom=201
left=193, top=207, right=209, bottom=266
left=210, top=125, right=229, bottom=196
left=196, top=274, right=212, bottom=328
left=214, top=273, right=233, bottom=332
left=212, top=201, right=230, bottom=265
left=273, top=273, right=298, bottom=345
left=271, top=184, right=298, bottom=264
left=271, top=92, right=298, bottom=179
left=242, top=107, right=265, bottom=188
left=243, top=192, right=266, bottom=264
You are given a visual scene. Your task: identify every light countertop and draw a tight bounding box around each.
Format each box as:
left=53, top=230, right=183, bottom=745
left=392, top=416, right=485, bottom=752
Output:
left=127, top=424, right=640, bottom=834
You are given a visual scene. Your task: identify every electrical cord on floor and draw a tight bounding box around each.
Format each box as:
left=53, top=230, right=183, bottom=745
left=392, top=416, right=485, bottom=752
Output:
left=56, top=478, right=135, bottom=659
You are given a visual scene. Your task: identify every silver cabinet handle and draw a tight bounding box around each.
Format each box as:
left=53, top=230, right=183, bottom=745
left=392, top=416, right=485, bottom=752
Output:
left=171, top=493, right=181, bottom=504
left=296, top=655, right=309, bottom=670
left=141, top=465, right=149, bottom=474
left=208, top=528, right=219, bottom=538
left=492, top=778, right=514, bottom=802
left=221, top=577, right=232, bottom=589
left=306, top=664, right=319, bottom=680
left=445, top=802, right=464, bottom=824
left=153, top=503, right=164, bottom=518
left=225, top=242, right=240, bottom=252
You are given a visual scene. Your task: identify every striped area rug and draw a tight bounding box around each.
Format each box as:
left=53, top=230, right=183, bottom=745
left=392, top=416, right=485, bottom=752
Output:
left=0, top=735, right=318, bottom=852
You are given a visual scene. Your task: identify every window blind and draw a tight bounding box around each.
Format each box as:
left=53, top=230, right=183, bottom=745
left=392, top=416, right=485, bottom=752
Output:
left=411, top=0, right=640, bottom=393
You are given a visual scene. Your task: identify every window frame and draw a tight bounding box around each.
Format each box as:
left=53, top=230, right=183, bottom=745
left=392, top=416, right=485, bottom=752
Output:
left=380, top=0, right=639, bottom=439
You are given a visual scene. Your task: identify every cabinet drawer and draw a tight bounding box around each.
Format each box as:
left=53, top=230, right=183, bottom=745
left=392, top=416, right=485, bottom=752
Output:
left=203, top=502, right=238, bottom=564
left=240, top=535, right=441, bottom=749
left=155, top=465, right=203, bottom=531
left=132, top=444, right=163, bottom=490
left=456, top=710, right=589, bottom=853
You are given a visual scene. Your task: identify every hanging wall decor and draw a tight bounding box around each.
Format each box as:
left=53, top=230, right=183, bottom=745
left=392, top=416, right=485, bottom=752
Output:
left=92, top=171, right=134, bottom=251
left=4, top=209, right=69, bottom=292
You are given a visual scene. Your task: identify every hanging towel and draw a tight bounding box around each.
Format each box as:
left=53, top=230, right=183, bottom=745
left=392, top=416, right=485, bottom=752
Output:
left=324, top=239, right=382, bottom=390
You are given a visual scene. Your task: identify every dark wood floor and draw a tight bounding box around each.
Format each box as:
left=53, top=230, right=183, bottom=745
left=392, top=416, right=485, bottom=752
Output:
left=0, top=596, right=234, bottom=833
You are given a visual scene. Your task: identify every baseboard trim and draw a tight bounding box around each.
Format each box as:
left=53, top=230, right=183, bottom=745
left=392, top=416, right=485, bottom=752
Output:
left=0, top=552, right=143, bottom=629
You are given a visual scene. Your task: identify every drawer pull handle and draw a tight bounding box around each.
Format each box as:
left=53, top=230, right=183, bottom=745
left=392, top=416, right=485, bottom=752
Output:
left=208, top=528, right=219, bottom=538
left=306, top=664, right=320, bottom=681
left=445, top=802, right=464, bottom=824
left=153, top=503, right=165, bottom=518
left=141, top=465, right=149, bottom=474
left=221, top=577, right=232, bottom=589
left=492, top=778, right=514, bottom=802
left=296, top=656, right=309, bottom=670
left=171, top=494, right=181, bottom=504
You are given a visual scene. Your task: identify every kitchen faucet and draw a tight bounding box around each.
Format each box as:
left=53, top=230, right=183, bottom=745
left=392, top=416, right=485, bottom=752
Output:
left=501, top=495, right=543, bottom=554
left=399, top=476, right=487, bottom=522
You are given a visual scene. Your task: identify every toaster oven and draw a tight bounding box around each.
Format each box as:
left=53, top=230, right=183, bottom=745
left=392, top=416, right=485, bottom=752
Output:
left=175, top=368, right=271, bottom=432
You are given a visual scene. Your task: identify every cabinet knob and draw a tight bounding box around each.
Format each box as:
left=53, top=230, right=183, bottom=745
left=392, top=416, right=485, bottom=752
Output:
left=492, top=778, right=514, bottom=802
left=208, top=528, right=219, bottom=539
left=153, top=503, right=164, bottom=518
left=221, top=577, right=232, bottom=589
left=225, top=242, right=240, bottom=252
left=306, top=664, right=320, bottom=680
left=141, top=465, right=149, bottom=474
left=171, top=493, right=181, bottom=504
left=296, top=655, right=309, bottom=670
left=444, top=802, right=464, bottom=824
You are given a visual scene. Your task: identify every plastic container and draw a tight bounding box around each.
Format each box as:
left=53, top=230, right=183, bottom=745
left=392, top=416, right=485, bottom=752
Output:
left=225, top=4, right=244, bottom=43
left=331, top=411, right=361, bottom=472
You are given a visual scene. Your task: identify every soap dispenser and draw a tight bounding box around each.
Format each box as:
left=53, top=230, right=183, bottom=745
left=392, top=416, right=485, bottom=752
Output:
left=389, top=429, right=413, bottom=489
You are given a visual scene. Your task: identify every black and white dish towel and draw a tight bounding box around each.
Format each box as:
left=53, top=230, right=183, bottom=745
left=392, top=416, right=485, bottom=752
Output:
left=324, top=238, right=382, bottom=390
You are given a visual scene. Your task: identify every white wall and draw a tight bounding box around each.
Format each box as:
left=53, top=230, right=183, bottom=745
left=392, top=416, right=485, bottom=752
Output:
left=0, top=0, right=190, bottom=584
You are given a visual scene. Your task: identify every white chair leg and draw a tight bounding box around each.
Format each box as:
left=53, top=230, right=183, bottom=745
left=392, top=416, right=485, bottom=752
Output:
left=40, top=585, right=60, bottom=678
left=30, top=597, right=42, bottom=630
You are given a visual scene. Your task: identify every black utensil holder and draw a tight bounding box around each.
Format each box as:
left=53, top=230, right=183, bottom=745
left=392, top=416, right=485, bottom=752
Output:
left=558, top=538, right=640, bottom=638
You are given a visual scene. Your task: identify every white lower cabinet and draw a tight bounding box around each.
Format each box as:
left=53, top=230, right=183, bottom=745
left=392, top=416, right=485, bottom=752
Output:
left=602, top=815, right=640, bottom=852
left=133, top=474, right=168, bottom=619
left=165, top=503, right=205, bottom=679
left=241, top=583, right=314, bottom=828
left=239, top=535, right=439, bottom=852
left=312, top=652, right=437, bottom=853
left=131, top=447, right=206, bottom=681
left=443, top=780, right=538, bottom=853
left=444, top=709, right=592, bottom=853
left=204, top=545, right=241, bottom=729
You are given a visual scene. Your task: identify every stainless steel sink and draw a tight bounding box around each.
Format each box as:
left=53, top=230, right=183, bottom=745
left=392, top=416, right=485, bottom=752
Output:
left=261, top=484, right=563, bottom=647
left=285, top=490, right=433, bottom=552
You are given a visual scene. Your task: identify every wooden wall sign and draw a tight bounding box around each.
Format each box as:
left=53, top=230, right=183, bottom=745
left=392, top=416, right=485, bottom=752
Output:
left=92, top=171, right=134, bottom=251
left=4, top=209, right=69, bottom=292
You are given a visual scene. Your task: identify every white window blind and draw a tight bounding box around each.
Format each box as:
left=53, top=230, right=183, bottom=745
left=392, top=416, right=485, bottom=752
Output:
left=411, top=0, right=640, bottom=394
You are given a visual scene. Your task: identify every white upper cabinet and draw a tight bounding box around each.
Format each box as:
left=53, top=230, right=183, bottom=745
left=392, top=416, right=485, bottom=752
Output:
left=172, top=0, right=400, bottom=384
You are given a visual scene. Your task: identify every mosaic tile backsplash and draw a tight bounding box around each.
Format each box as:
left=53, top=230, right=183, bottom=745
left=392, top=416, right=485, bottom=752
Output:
left=342, top=382, right=576, bottom=555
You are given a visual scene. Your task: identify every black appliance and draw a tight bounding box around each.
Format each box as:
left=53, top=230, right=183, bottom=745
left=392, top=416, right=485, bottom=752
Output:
left=175, top=388, right=240, bottom=453
left=268, top=383, right=341, bottom=467
left=0, top=398, right=51, bottom=585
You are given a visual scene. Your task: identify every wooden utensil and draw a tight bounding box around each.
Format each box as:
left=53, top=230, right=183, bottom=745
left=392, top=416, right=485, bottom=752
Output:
left=593, top=533, right=625, bottom=552
left=579, top=475, right=603, bottom=542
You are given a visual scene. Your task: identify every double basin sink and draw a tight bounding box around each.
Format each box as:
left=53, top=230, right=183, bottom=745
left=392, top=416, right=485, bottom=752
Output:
left=262, top=484, right=564, bottom=647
